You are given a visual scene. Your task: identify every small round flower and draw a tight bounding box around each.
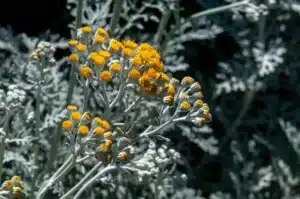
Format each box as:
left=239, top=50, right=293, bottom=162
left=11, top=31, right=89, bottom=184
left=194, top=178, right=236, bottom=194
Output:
left=139, top=42, right=153, bottom=51
left=93, top=55, right=106, bottom=66
left=94, top=117, right=102, bottom=125
left=95, top=126, right=105, bottom=136
left=190, top=82, right=201, bottom=91
left=62, top=120, right=73, bottom=130
left=101, top=120, right=111, bottom=130
left=78, top=125, right=89, bottom=136
left=104, top=131, right=113, bottom=140
left=192, top=92, right=204, bottom=99
left=98, top=50, right=111, bottom=60
left=123, top=48, right=133, bottom=57
left=193, top=99, right=203, bottom=109
left=81, top=26, right=92, bottom=33
left=101, top=71, right=112, bottom=81
left=181, top=76, right=194, bottom=86
left=192, top=117, right=206, bottom=127
left=13, top=187, right=23, bottom=197
left=202, top=103, right=209, bottom=111
left=11, top=176, right=21, bottom=183
left=170, top=78, right=180, bottom=86
left=122, top=40, right=138, bottom=49
left=80, top=66, right=93, bottom=79
left=131, top=56, right=142, bottom=67
left=118, top=151, right=128, bottom=161
left=100, top=143, right=108, bottom=152
left=82, top=112, right=93, bottom=121
left=76, top=43, right=87, bottom=52
left=105, top=140, right=112, bottom=148
left=2, top=180, right=13, bottom=190
left=72, top=111, right=81, bottom=121
left=159, top=73, right=169, bottom=82
left=67, top=105, right=78, bottom=111
left=129, top=69, right=140, bottom=80
left=111, top=62, right=121, bottom=73
left=69, top=53, right=79, bottom=64
left=180, top=101, right=191, bottom=111
left=147, top=68, right=157, bottom=79
left=97, top=27, right=109, bottom=38
left=110, top=39, right=123, bottom=52
left=163, top=95, right=174, bottom=106
left=167, top=84, right=176, bottom=96
left=94, top=34, right=106, bottom=44
left=69, top=39, right=79, bottom=46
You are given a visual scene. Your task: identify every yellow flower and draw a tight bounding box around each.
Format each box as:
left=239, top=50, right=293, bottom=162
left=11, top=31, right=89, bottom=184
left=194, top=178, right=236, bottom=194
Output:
left=81, top=26, right=92, bottom=33
left=100, top=143, right=108, bottom=152
left=123, top=48, right=133, bottom=57
left=71, top=111, right=81, bottom=121
left=180, top=101, right=191, bottom=112
left=146, top=68, right=157, bottom=80
left=202, top=103, right=209, bottom=111
left=122, top=40, right=138, bottom=49
left=105, top=140, right=112, bottom=148
left=101, top=71, right=112, bottom=81
left=78, top=125, right=89, bottom=136
left=83, top=112, right=93, bottom=121
left=104, top=131, right=113, bottom=140
left=193, top=99, right=203, bottom=109
left=159, top=73, right=169, bottom=82
left=181, top=76, right=194, bottom=86
left=62, top=120, right=73, bottom=130
left=139, top=42, right=153, bottom=51
left=163, top=95, right=174, bottom=106
left=118, top=151, right=128, bottom=161
left=67, top=105, right=77, bottom=111
left=92, top=55, right=106, bottom=66
left=3, top=180, right=13, bottom=190
left=167, top=84, right=176, bottom=96
left=98, top=50, right=111, bottom=60
left=69, top=53, right=79, bottom=64
left=94, top=117, right=102, bottom=125
left=110, top=39, right=123, bottom=52
left=13, top=187, right=22, bottom=197
left=95, top=126, right=105, bottom=136
left=97, top=27, right=109, bottom=38
left=101, top=120, right=111, bottom=130
left=11, top=176, right=21, bottom=183
left=80, top=66, right=93, bottom=78
left=111, top=62, right=121, bottom=73
left=131, top=56, right=142, bottom=67
left=94, top=34, right=105, bottom=44
left=76, top=43, right=87, bottom=52
left=129, top=69, right=140, bottom=80
left=69, top=39, right=79, bottom=46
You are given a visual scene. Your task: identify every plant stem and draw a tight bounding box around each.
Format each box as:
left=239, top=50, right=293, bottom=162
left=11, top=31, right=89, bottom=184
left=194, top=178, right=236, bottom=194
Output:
left=109, top=0, right=124, bottom=36
left=154, top=7, right=172, bottom=47
left=66, top=64, right=77, bottom=106
left=0, top=111, right=11, bottom=182
left=73, top=165, right=117, bottom=199
left=75, top=0, right=84, bottom=36
left=83, top=80, right=89, bottom=112
left=60, top=162, right=102, bottom=199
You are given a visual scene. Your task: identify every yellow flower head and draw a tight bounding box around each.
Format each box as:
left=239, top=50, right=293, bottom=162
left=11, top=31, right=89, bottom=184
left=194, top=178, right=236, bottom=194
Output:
left=97, top=27, right=109, bottom=38
left=122, top=40, right=138, bottom=49
left=105, top=140, right=112, bottom=148
left=76, top=43, right=87, bottom=52
left=202, top=103, right=209, bottom=111
left=94, top=34, right=106, bottom=44
left=163, top=95, right=174, bottom=106
left=131, top=56, right=142, bottom=67
left=62, top=120, right=73, bottom=130
left=101, top=120, right=111, bottom=130
left=83, top=112, right=93, bottom=121
left=110, top=39, right=123, bottom=52
left=111, top=62, right=121, bottom=73
left=81, top=26, right=92, bottom=33
left=69, top=39, right=79, bottom=47
left=100, top=143, right=108, bottom=152
left=123, top=48, right=134, bottom=57
left=159, top=73, right=169, bottom=82
left=129, top=69, right=140, bottom=80
left=193, top=99, right=203, bottom=109
left=101, top=71, right=112, bottom=81
left=181, top=76, right=194, bottom=86
left=94, top=117, right=102, bottom=125
left=180, top=101, right=191, bottom=112
left=167, top=84, right=176, bottom=96
left=71, top=111, right=81, bottom=121
left=78, top=125, right=89, bottom=136
left=104, top=131, right=113, bottom=140
left=139, top=42, right=153, bottom=51
left=98, top=50, right=111, bottom=60
left=118, top=151, right=128, bottom=161
left=95, top=126, right=105, bottom=136
left=146, top=68, right=157, bottom=80
left=80, top=66, right=93, bottom=79
left=92, top=55, right=106, bottom=66
left=11, top=176, right=21, bottom=183
left=69, top=53, right=79, bottom=64
left=67, top=105, right=77, bottom=111
left=3, top=180, right=13, bottom=190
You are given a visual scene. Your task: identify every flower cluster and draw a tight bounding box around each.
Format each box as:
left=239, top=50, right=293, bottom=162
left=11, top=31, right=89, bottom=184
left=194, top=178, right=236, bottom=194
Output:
left=0, top=85, right=26, bottom=111
left=0, top=176, right=26, bottom=199
left=31, top=41, right=55, bottom=66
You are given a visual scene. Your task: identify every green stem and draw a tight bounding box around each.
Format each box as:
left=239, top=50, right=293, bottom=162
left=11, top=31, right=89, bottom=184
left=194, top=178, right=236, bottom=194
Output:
left=75, top=0, right=84, bottom=36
